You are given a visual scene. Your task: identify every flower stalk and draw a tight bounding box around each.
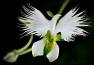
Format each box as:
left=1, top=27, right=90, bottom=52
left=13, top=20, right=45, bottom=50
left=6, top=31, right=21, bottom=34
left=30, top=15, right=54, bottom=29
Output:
left=46, top=0, right=70, bottom=17
left=16, top=34, right=33, bottom=53
left=58, top=0, right=70, bottom=14
left=3, top=35, right=33, bottom=63
left=19, top=48, right=32, bottom=55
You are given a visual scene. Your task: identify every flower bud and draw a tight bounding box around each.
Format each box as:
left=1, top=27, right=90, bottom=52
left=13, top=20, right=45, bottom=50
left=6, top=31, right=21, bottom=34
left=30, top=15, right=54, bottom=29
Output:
left=3, top=50, right=19, bottom=63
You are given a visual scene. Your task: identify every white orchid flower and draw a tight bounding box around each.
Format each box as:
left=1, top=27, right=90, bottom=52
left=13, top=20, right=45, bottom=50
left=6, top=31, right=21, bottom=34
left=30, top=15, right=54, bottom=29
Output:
left=3, top=0, right=89, bottom=63
left=18, top=4, right=89, bottom=62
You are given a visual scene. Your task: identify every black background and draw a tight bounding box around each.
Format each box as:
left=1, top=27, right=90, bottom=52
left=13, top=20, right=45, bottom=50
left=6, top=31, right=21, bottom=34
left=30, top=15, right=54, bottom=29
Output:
left=0, top=0, right=94, bottom=65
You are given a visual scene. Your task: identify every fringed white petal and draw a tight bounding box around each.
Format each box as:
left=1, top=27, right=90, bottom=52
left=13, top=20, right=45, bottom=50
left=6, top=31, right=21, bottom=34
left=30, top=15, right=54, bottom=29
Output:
left=46, top=43, right=59, bottom=62
left=32, top=39, right=46, bottom=57
left=55, top=7, right=89, bottom=42
left=20, top=5, right=51, bottom=37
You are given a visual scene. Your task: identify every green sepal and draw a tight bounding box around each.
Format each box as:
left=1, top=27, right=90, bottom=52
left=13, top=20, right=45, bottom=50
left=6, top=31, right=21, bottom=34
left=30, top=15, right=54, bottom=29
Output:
left=55, top=34, right=63, bottom=41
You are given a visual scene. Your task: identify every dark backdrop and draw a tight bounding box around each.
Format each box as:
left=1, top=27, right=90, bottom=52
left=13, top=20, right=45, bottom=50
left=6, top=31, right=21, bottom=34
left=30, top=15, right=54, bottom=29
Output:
left=0, top=0, right=94, bottom=65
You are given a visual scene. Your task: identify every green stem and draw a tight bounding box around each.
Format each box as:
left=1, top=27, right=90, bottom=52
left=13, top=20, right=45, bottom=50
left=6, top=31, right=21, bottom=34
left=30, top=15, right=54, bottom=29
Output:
left=17, top=35, right=33, bottom=53
left=58, top=0, right=70, bottom=14
left=19, top=48, right=32, bottom=55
